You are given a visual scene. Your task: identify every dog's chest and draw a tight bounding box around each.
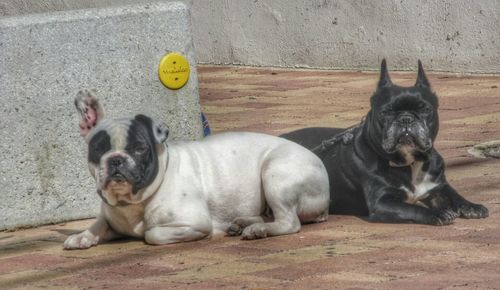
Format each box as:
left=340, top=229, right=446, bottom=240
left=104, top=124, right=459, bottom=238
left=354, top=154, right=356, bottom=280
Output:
left=400, top=161, right=438, bottom=204
left=105, top=205, right=145, bottom=237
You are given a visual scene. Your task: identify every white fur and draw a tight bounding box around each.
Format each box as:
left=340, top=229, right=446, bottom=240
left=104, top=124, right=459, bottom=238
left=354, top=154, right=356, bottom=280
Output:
left=401, top=161, right=438, bottom=204
left=64, top=132, right=330, bottom=249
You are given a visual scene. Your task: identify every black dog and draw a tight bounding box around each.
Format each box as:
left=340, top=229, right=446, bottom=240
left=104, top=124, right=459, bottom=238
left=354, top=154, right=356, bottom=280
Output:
left=282, top=60, right=488, bottom=225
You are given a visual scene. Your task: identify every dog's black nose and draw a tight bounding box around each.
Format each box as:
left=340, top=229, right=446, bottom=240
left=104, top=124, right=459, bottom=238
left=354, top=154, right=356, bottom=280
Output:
left=398, top=113, right=415, bottom=124
left=108, top=156, right=125, bottom=168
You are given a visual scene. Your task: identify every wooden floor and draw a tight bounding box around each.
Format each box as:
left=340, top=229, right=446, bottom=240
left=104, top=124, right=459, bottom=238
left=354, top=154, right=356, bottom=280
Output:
left=1, top=66, right=499, bottom=289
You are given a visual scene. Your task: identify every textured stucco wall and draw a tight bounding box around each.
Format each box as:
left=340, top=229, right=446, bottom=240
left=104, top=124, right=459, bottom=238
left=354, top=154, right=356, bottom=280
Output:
left=2, top=0, right=499, bottom=73
left=191, top=0, right=500, bottom=73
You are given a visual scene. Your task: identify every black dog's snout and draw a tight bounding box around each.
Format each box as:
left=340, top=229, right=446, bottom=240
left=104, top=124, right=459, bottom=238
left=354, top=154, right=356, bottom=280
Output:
left=398, top=113, right=415, bottom=125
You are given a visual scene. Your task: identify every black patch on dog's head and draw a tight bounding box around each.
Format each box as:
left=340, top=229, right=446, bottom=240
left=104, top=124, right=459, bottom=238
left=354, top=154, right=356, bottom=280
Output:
left=88, top=130, right=111, bottom=164
left=124, top=114, right=165, bottom=194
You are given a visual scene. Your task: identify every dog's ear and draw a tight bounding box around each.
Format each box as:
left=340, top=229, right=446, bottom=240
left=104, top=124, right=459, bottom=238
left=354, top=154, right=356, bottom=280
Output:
left=377, top=59, right=393, bottom=89
left=415, top=60, right=431, bottom=88
left=74, top=90, right=105, bottom=139
left=134, top=114, right=169, bottom=144
left=153, top=121, right=169, bottom=144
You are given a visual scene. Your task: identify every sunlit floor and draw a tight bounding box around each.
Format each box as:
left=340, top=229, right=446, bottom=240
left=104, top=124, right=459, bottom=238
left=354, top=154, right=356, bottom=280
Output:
left=1, top=66, right=499, bottom=289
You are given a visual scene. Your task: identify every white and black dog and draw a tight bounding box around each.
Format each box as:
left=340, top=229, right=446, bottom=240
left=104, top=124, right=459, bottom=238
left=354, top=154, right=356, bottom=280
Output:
left=64, top=90, right=330, bottom=249
left=282, top=60, right=488, bottom=225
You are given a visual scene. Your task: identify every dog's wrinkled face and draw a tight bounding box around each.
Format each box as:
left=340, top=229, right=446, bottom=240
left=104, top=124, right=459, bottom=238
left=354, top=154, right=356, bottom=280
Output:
left=75, top=90, right=169, bottom=206
left=367, top=60, right=439, bottom=166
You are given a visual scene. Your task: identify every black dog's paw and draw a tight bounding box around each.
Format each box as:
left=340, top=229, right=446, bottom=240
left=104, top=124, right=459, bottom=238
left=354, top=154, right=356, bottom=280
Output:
left=430, top=209, right=457, bottom=226
left=456, top=202, right=489, bottom=219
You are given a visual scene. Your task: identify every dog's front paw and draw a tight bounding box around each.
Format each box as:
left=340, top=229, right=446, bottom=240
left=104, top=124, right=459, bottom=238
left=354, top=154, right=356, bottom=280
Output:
left=430, top=209, right=457, bottom=226
left=241, top=223, right=268, bottom=240
left=456, top=202, right=489, bottom=219
left=64, top=231, right=98, bottom=250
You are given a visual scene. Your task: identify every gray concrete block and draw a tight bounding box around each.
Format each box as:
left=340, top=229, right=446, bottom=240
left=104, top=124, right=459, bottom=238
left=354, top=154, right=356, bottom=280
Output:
left=0, top=2, right=203, bottom=230
left=0, top=0, right=192, bottom=17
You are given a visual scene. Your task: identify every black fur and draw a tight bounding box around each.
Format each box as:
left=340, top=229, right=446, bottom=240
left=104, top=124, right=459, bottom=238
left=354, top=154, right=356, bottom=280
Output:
left=124, top=115, right=163, bottom=194
left=88, top=130, right=111, bottom=165
left=282, top=60, right=488, bottom=225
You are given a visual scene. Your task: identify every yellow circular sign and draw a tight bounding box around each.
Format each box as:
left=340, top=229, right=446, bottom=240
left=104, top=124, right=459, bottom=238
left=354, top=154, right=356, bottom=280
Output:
left=158, top=52, right=190, bottom=90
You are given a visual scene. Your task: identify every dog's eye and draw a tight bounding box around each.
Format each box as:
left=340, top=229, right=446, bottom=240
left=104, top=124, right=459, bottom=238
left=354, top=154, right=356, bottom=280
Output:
left=422, top=107, right=433, bottom=114
left=378, top=110, right=393, bottom=118
left=133, top=145, right=148, bottom=155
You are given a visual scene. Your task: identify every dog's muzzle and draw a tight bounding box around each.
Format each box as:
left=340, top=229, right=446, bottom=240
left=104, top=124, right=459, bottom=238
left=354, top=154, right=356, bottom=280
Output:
left=383, top=113, right=432, bottom=153
left=104, top=155, right=138, bottom=188
left=397, top=133, right=415, bottom=146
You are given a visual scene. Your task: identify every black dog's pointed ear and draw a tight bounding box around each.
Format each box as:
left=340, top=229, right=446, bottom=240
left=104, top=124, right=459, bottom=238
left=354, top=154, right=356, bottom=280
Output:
left=378, top=59, right=393, bottom=89
left=415, top=60, right=431, bottom=88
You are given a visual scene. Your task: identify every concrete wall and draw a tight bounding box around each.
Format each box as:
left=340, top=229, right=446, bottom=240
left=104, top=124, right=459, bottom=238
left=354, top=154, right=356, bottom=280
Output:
left=2, top=0, right=499, bottom=73
left=0, top=2, right=203, bottom=230
left=0, top=0, right=191, bottom=15
left=192, top=0, right=500, bottom=73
